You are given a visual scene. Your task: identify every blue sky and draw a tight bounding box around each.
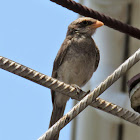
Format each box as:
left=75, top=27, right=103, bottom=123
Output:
left=0, top=0, right=78, bottom=139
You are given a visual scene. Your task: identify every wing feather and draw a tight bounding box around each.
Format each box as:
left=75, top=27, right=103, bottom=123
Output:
left=51, top=38, right=71, bottom=104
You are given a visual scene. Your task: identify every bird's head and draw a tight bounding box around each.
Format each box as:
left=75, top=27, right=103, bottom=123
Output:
left=67, top=17, right=104, bottom=36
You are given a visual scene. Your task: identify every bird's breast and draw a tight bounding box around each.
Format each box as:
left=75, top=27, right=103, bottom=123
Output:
left=58, top=49, right=96, bottom=87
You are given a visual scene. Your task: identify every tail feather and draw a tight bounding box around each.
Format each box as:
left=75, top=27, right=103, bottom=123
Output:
left=49, top=104, right=66, bottom=140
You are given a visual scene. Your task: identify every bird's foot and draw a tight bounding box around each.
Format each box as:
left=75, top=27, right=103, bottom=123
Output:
left=71, top=84, right=82, bottom=95
left=71, top=84, right=90, bottom=99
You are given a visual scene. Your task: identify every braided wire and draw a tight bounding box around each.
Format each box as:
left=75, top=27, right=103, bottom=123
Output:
left=0, top=57, right=79, bottom=97
left=39, top=99, right=140, bottom=140
left=0, top=49, right=140, bottom=140
left=50, top=0, right=140, bottom=39
left=38, top=48, right=140, bottom=140
left=0, top=56, right=140, bottom=126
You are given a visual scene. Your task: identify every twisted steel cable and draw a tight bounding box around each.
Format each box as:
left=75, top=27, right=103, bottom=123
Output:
left=0, top=50, right=140, bottom=138
left=50, top=0, right=140, bottom=40
left=38, top=48, right=140, bottom=140
left=39, top=97, right=140, bottom=140
left=1, top=55, right=139, bottom=126
left=0, top=56, right=78, bottom=98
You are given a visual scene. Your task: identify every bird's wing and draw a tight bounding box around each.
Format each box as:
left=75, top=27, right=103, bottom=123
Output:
left=51, top=38, right=71, bottom=104
left=94, top=45, right=100, bottom=72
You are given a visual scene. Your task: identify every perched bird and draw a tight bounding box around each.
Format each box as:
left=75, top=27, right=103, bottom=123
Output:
left=49, top=17, right=104, bottom=140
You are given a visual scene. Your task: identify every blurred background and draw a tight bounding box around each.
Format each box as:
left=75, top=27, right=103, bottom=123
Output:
left=0, top=0, right=140, bottom=140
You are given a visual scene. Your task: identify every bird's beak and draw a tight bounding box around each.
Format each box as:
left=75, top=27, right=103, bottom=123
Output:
left=91, top=20, right=104, bottom=28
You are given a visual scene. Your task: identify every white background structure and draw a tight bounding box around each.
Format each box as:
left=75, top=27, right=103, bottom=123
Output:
left=73, top=0, right=140, bottom=140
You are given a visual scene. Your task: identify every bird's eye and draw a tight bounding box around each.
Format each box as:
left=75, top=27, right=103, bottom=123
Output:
left=80, top=20, right=93, bottom=26
left=81, top=20, right=89, bottom=26
left=82, top=21, right=88, bottom=25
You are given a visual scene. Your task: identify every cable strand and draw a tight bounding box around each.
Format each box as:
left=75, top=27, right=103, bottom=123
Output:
left=50, top=0, right=140, bottom=39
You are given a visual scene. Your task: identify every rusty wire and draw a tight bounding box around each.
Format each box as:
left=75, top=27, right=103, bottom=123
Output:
left=50, top=0, right=140, bottom=40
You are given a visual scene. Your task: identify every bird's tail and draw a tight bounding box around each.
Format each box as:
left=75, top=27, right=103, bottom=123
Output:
left=49, top=103, right=66, bottom=140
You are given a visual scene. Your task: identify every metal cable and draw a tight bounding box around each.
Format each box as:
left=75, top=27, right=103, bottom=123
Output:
left=0, top=49, right=140, bottom=139
left=38, top=48, right=140, bottom=140
left=0, top=49, right=140, bottom=134
left=0, top=55, right=139, bottom=126
left=50, top=0, right=140, bottom=40
left=39, top=98, right=140, bottom=140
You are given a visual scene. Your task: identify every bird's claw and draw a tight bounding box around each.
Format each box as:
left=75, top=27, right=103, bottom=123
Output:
left=86, top=90, right=90, bottom=94
left=71, top=84, right=90, bottom=99
left=71, top=84, right=82, bottom=95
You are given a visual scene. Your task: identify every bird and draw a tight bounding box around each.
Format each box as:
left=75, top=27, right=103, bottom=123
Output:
left=49, top=17, right=104, bottom=140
